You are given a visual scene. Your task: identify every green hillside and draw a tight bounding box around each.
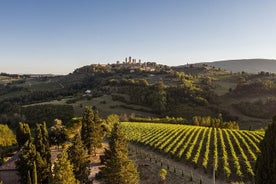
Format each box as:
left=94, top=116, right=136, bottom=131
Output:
left=201, top=59, right=276, bottom=74
left=1, top=61, right=276, bottom=129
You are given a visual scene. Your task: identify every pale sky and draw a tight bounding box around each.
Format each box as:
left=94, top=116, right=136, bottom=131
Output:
left=1, top=0, right=276, bottom=74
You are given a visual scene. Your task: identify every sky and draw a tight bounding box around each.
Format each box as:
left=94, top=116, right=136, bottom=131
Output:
left=1, top=0, right=276, bottom=74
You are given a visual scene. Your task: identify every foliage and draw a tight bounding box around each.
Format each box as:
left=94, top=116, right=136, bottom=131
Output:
left=81, top=106, right=102, bottom=155
left=16, top=140, right=39, bottom=184
left=49, top=119, right=68, bottom=148
left=159, top=168, right=167, bottom=181
left=128, top=116, right=186, bottom=124
left=100, top=123, right=139, bottom=184
left=32, top=161, right=38, bottom=184
left=102, top=114, right=120, bottom=136
left=34, top=123, right=51, bottom=183
left=0, top=102, right=22, bottom=127
left=74, top=64, right=112, bottom=74
left=106, top=114, right=120, bottom=127
left=0, top=124, right=17, bottom=147
left=234, top=97, right=276, bottom=119
left=192, top=115, right=239, bottom=129
left=22, top=104, right=74, bottom=127
left=52, top=151, right=79, bottom=184
left=67, top=134, right=90, bottom=183
left=255, top=117, right=276, bottom=184
left=16, top=123, right=52, bottom=184
left=232, top=79, right=276, bottom=96
left=16, top=122, right=31, bottom=148
left=151, top=81, right=167, bottom=113
left=65, top=117, right=82, bottom=139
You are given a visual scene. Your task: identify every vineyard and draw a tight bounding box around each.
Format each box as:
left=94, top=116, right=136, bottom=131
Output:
left=121, top=122, right=265, bottom=181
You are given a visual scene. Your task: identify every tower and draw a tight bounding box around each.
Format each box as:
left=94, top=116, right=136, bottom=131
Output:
left=128, top=56, right=132, bottom=63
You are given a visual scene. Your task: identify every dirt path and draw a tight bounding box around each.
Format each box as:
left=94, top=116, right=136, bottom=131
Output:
left=129, top=143, right=228, bottom=184
left=88, top=142, right=109, bottom=184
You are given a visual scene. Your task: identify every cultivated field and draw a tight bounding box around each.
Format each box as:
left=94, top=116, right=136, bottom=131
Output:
left=121, top=122, right=264, bottom=182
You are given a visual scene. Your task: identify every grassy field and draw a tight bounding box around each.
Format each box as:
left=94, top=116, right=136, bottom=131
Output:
left=25, top=95, right=155, bottom=118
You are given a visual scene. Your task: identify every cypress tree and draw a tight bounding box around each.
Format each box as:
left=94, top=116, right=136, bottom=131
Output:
left=255, top=117, right=276, bottom=184
left=101, top=123, right=139, bottom=184
left=34, top=123, right=51, bottom=183
left=81, top=106, right=102, bottom=155
left=32, top=161, right=38, bottom=184
left=27, top=171, right=32, bottom=184
left=81, top=107, right=91, bottom=150
left=41, top=122, right=51, bottom=164
left=35, top=123, right=51, bottom=159
left=67, top=134, right=90, bottom=183
left=52, top=151, right=79, bottom=184
left=16, top=140, right=37, bottom=184
left=16, top=122, right=31, bottom=148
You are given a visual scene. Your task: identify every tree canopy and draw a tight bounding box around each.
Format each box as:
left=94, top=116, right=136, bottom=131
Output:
left=0, top=124, right=17, bottom=147
left=101, top=123, right=139, bottom=184
left=255, top=117, right=276, bottom=184
left=81, top=106, right=102, bottom=155
left=67, top=134, right=90, bottom=183
left=52, top=151, right=79, bottom=184
left=16, top=122, right=31, bottom=148
left=49, top=119, right=68, bottom=148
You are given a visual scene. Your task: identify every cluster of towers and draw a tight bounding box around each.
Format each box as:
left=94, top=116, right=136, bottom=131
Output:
left=124, top=56, right=141, bottom=64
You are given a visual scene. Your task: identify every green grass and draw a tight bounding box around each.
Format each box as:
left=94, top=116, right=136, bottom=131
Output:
left=25, top=95, right=155, bottom=118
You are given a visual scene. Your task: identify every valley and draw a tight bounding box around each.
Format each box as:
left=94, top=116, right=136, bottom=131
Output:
left=1, top=60, right=276, bottom=183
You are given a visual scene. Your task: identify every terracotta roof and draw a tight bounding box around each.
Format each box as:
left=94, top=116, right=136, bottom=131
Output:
left=0, top=152, right=19, bottom=171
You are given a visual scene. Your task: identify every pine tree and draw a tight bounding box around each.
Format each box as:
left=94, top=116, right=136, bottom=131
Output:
left=16, top=122, right=31, bottom=148
left=68, top=134, right=90, bottom=183
left=34, top=123, right=51, bottom=183
left=255, top=116, right=276, bottom=184
left=52, top=151, right=79, bottom=184
left=81, top=106, right=102, bottom=155
left=101, top=123, right=139, bottom=184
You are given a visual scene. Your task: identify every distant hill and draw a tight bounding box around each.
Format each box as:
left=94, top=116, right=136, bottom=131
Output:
left=201, top=59, right=276, bottom=73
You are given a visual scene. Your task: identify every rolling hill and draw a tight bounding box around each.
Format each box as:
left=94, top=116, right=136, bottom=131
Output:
left=201, top=59, right=276, bottom=73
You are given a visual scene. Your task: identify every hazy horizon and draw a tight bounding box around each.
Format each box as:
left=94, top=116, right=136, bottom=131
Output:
left=1, top=0, right=276, bottom=74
